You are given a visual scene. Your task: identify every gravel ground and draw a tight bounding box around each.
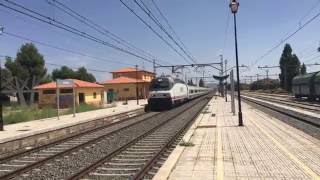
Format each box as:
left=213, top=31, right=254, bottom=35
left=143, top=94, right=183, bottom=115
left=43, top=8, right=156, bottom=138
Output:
left=82, top=97, right=209, bottom=180
left=0, top=112, right=158, bottom=177
left=13, top=97, right=208, bottom=179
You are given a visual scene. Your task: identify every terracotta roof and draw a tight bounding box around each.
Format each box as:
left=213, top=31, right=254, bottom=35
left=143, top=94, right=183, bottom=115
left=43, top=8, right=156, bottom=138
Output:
left=101, top=76, right=148, bottom=84
left=34, top=79, right=104, bottom=89
left=111, top=67, right=154, bottom=74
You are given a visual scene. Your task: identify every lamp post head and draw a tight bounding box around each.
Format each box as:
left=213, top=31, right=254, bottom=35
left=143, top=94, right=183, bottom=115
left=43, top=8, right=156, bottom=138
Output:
left=229, top=0, right=239, bottom=14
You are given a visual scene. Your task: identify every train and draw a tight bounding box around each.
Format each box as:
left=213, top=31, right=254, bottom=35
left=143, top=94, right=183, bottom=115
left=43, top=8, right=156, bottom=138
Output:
left=147, top=76, right=211, bottom=110
left=292, top=71, right=320, bottom=100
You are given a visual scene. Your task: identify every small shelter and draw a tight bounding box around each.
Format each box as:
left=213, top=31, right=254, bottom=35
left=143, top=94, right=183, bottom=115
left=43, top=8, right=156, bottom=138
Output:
left=34, top=79, right=104, bottom=108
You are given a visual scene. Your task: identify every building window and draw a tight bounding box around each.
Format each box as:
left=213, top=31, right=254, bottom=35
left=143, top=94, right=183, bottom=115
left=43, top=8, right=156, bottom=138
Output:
left=93, top=92, right=97, bottom=99
left=43, top=89, right=56, bottom=94
left=60, top=89, right=73, bottom=94
left=124, top=88, right=129, bottom=91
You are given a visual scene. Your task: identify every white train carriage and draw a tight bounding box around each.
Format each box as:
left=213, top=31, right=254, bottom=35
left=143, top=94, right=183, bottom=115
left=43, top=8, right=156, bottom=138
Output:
left=148, top=76, right=211, bottom=110
left=188, top=86, right=210, bottom=100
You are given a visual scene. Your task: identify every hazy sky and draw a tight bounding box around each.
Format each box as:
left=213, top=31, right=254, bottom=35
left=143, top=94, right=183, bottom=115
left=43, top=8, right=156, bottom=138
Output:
left=1, top=0, right=319, bottom=82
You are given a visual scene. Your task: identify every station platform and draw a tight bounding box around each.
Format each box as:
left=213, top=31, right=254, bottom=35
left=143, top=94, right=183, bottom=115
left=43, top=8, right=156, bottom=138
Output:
left=242, top=95, right=320, bottom=118
left=0, top=99, right=147, bottom=155
left=154, top=97, right=320, bottom=180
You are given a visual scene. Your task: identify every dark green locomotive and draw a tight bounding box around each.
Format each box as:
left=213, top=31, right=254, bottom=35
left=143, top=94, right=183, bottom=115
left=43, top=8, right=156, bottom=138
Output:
left=292, top=71, right=320, bottom=100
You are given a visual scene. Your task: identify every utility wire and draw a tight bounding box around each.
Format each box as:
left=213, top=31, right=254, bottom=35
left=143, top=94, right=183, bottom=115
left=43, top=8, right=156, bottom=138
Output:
left=136, top=0, right=197, bottom=63
left=250, top=8, right=320, bottom=68
left=47, top=0, right=171, bottom=65
left=1, top=54, right=110, bottom=73
left=3, top=31, right=134, bottom=66
left=0, top=0, right=163, bottom=66
left=150, top=0, right=196, bottom=61
left=119, top=0, right=193, bottom=64
left=222, top=1, right=230, bottom=55
left=46, top=62, right=110, bottom=73
left=304, top=54, right=320, bottom=63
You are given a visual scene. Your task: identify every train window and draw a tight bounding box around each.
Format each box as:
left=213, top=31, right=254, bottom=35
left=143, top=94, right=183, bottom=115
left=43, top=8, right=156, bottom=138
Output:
left=150, top=78, right=173, bottom=91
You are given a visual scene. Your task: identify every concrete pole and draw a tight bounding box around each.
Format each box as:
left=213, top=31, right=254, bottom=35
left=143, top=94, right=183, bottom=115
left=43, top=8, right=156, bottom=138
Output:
left=56, top=80, right=60, bottom=120
left=230, top=70, right=235, bottom=115
left=0, top=58, right=3, bottom=131
left=73, top=81, right=76, bottom=117
left=220, top=55, right=224, bottom=97
left=153, top=59, right=156, bottom=74
left=225, top=59, right=228, bottom=102
left=136, top=65, right=139, bottom=105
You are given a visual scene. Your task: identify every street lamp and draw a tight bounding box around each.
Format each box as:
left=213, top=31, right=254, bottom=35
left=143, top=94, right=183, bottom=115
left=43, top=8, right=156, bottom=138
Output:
left=229, top=0, right=243, bottom=126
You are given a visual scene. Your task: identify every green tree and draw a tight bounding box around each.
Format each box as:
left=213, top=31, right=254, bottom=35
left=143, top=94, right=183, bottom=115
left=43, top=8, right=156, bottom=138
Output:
left=199, top=78, right=205, bottom=87
left=76, top=67, right=96, bottom=82
left=52, top=66, right=96, bottom=82
left=279, top=44, right=300, bottom=91
left=5, top=44, right=47, bottom=105
left=300, top=63, right=307, bottom=75
left=52, top=66, right=77, bottom=80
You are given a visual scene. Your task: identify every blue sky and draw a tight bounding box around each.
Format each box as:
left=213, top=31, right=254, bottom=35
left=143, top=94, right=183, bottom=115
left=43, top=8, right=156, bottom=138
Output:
left=1, top=0, right=320, bottom=82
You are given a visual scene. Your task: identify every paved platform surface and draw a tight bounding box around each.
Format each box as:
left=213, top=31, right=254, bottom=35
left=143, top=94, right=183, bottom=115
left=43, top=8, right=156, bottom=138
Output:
left=243, top=95, right=320, bottom=118
left=0, top=99, right=147, bottom=143
left=154, top=97, right=320, bottom=180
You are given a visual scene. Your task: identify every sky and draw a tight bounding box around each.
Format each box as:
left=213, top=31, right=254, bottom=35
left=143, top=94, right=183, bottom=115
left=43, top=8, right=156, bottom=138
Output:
left=0, top=0, right=320, bottom=83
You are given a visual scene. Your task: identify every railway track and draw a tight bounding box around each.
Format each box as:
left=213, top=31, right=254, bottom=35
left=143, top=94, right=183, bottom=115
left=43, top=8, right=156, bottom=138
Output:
left=1, top=94, right=212, bottom=180
left=0, top=112, right=158, bottom=180
left=242, top=92, right=320, bottom=113
left=242, top=96, right=320, bottom=139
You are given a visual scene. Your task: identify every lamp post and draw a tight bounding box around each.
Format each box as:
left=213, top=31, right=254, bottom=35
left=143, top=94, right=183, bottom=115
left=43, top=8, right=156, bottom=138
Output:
left=229, top=0, right=243, bottom=126
left=0, top=26, right=4, bottom=131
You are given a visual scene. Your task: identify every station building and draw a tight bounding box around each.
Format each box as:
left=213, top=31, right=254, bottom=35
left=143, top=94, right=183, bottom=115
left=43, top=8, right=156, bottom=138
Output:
left=34, top=79, right=104, bottom=108
left=101, top=67, right=155, bottom=101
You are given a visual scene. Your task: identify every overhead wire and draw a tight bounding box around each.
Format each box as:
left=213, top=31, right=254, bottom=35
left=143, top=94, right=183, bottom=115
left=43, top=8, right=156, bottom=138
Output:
left=0, top=0, right=163, bottom=66
left=249, top=7, right=320, bottom=69
left=47, top=0, right=171, bottom=65
left=3, top=31, right=135, bottom=66
left=222, top=0, right=230, bottom=55
left=150, top=0, right=196, bottom=61
left=119, top=0, right=193, bottom=64
left=0, top=55, right=111, bottom=73
left=135, top=0, right=197, bottom=63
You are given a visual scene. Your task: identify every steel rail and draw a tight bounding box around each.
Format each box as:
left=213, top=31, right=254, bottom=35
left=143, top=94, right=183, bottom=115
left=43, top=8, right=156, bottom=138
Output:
left=0, top=108, right=144, bottom=160
left=67, top=95, right=212, bottom=180
left=0, top=112, right=160, bottom=180
left=243, top=93, right=320, bottom=113
left=133, top=96, right=211, bottom=179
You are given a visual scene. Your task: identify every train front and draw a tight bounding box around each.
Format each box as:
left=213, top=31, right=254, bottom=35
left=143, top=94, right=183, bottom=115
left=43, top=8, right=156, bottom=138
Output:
left=148, top=77, right=174, bottom=110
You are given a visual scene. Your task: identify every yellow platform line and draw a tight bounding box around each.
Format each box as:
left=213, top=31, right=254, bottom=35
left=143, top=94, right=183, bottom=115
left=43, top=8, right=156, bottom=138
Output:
left=216, top=126, right=224, bottom=180
left=249, top=117, right=320, bottom=180
left=216, top=101, right=224, bottom=180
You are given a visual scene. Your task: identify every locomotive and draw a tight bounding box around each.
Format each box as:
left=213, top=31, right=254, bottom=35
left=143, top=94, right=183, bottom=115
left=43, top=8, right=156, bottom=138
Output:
left=292, top=71, right=320, bottom=100
left=147, top=76, right=211, bottom=110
